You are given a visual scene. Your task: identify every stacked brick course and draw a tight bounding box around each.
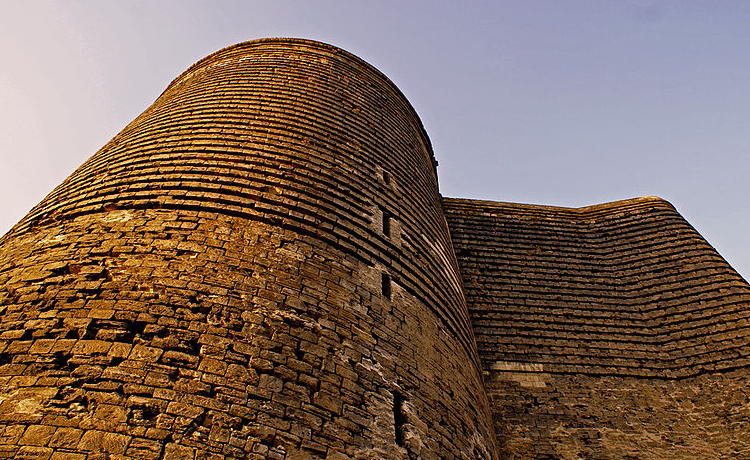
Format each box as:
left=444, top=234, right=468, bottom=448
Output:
left=2, top=37, right=750, bottom=459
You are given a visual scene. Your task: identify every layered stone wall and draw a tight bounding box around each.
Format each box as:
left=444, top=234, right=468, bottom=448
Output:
left=445, top=196, right=750, bottom=458
left=0, top=39, right=498, bottom=460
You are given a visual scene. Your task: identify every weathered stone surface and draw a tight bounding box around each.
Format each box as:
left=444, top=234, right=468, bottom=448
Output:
left=19, top=427, right=55, bottom=448
left=47, top=429, right=83, bottom=449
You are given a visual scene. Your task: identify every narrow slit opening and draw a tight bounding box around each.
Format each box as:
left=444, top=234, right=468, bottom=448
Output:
left=383, top=170, right=391, bottom=185
left=382, top=272, right=391, bottom=300
left=393, top=391, right=405, bottom=448
left=382, top=211, right=391, bottom=236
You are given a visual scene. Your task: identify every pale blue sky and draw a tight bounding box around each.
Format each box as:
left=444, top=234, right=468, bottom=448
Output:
left=2, top=1, right=750, bottom=279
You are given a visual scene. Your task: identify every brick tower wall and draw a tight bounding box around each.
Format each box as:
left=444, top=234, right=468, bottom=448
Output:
left=0, top=39, right=498, bottom=460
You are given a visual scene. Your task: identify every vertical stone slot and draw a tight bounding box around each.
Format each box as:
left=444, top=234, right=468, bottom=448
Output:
left=382, top=272, right=392, bottom=300
left=382, top=170, right=391, bottom=185
left=382, top=210, right=391, bottom=237
left=393, top=390, right=405, bottom=448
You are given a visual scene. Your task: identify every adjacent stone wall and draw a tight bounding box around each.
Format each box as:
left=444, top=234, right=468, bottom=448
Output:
left=0, top=39, right=498, bottom=460
left=444, top=196, right=750, bottom=458
left=444, top=197, right=750, bottom=378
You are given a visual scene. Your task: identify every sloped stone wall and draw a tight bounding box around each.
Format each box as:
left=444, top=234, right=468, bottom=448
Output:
left=445, top=196, right=750, bottom=458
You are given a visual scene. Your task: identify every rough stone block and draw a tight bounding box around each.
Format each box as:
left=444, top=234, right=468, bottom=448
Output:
left=163, top=443, right=195, bottom=460
left=19, top=425, right=56, bottom=447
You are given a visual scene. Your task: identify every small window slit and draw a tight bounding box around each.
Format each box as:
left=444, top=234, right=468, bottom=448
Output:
left=382, top=272, right=392, bottom=300
left=383, top=170, right=392, bottom=185
left=393, top=390, right=405, bottom=448
left=382, top=211, right=391, bottom=236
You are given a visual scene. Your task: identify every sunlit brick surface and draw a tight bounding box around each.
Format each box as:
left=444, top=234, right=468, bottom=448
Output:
left=0, top=39, right=498, bottom=460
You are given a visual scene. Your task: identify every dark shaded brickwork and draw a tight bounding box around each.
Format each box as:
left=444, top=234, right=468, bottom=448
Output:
left=2, top=37, right=750, bottom=459
left=485, top=372, right=750, bottom=459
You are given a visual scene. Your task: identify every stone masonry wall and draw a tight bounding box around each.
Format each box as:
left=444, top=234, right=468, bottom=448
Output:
left=444, top=196, right=750, bottom=458
left=487, top=370, right=750, bottom=459
left=0, top=39, right=499, bottom=460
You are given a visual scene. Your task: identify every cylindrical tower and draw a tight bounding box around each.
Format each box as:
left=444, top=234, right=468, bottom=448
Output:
left=0, top=39, right=498, bottom=459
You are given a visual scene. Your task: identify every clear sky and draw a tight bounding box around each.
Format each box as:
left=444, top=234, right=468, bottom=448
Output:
left=2, top=1, right=750, bottom=279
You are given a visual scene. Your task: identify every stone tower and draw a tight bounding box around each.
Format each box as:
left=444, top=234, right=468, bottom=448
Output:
left=0, top=39, right=498, bottom=459
left=6, top=36, right=750, bottom=460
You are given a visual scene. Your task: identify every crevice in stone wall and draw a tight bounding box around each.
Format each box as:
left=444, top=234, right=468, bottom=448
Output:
left=382, top=272, right=392, bottom=300
left=393, top=390, right=406, bottom=448
left=383, top=210, right=392, bottom=237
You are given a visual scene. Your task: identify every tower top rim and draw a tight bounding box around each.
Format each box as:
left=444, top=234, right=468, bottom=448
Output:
left=162, top=37, right=437, bottom=177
